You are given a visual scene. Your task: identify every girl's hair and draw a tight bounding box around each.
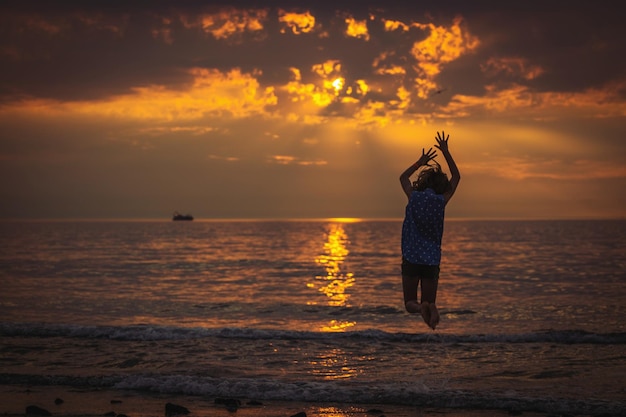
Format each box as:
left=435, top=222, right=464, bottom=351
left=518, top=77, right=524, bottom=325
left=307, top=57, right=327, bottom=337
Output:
left=412, top=162, right=450, bottom=194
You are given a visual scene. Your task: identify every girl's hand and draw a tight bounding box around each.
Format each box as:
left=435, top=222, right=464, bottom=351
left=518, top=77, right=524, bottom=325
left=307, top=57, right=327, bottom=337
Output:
left=434, top=131, right=449, bottom=152
left=417, top=147, right=437, bottom=166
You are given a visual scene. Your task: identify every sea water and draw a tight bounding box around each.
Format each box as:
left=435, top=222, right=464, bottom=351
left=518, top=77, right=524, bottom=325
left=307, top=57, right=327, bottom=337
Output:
left=1, top=219, right=625, bottom=415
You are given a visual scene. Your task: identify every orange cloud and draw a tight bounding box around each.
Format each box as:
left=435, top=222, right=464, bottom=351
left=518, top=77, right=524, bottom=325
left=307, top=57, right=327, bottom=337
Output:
left=383, top=19, right=410, bottom=32
left=414, top=77, right=439, bottom=100
left=439, top=82, right=626, bottom=120
left=380, top=17, right=479, bottom=99
left=372, top=52, right=407, bottom=77
left=180, top=8, right=268, bottom=40
left=537, top=82, right=626, bottom=119
left=465, top=157, right=626, bottom=181
left=0, top=68, right=278, bottom=121
left=352, top=101, right=392, bottom=127
left=312, top=60, right=342, bottom=78
left=134, top=126, right=222, bottom=136
left=345, top=17, right=369, bottom=41
left=411, top=17, right=480, bottom=76
left=208, top=154, right=240, bottom=162
left=268, top=155, right=327, bottom=166
left=354, top=80, right=369, bottom=96
left=279, top=60, right=414, bottom=128
left=280, top=61, right=372, bottom=121
left=284, top=79, right=336, bottom=108
left=283, top=63, right=343, bottom=109
left=408, top=17, right=480, bottom=99
left=278, top=9, right=316, bottom=34
left=447, top=84, right=534, bottom=114
left=374, top=65, right=406, bottom=76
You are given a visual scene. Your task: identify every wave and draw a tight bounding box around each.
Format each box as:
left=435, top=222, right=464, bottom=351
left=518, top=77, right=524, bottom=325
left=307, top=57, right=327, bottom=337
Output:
left=2, top=322, right=625, bottom=344
left=0, top=372, right=623, bottom=416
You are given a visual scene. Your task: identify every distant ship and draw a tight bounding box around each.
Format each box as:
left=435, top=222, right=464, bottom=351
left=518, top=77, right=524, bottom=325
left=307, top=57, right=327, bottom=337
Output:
left=172, top=211, right=194, bottom=221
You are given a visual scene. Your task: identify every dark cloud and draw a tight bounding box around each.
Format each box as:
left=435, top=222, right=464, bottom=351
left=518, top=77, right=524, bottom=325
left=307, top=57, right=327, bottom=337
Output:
left=1, top=0, right=623, bottom=102
left=452, top=6, right=626, bottom=93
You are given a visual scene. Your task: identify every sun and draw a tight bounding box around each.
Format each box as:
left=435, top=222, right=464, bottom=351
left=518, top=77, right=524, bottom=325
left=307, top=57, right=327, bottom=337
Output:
left=331, top=77, right=344, bottom=94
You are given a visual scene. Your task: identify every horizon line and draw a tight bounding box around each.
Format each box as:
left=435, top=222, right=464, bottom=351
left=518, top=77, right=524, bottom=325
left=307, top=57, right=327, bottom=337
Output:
left=0, top=216, right=624, bottom=222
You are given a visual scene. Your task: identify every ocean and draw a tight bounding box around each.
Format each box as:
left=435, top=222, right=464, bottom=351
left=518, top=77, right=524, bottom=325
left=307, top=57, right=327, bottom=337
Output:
left=0, top=219, right=625, bottom=416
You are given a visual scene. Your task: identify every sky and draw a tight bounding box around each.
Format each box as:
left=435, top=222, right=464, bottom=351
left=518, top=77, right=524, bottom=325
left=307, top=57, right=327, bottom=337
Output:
left=1, top=0, right=625, bottom=220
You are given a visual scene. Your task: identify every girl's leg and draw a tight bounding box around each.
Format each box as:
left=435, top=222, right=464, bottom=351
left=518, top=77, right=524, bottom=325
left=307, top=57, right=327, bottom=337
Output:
left=420, top=277, right=438, bottom=304
left=421, top=277, right=440, bottom=329
left=420, top=301, right=431, bottom=327
left=402, top=274, right=420, bottom=313
left=428, top=303, right=440, bottom=329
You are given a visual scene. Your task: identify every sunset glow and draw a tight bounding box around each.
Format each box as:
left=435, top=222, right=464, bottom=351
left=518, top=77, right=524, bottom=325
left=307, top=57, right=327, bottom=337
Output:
left=0, top=1, right=624, bottom=219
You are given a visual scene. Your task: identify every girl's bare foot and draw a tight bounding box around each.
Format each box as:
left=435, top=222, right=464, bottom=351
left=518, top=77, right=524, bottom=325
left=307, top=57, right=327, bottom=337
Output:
left=428, top=303, right=440, bottom=330
left=405, top=300, right=420, bottom=314
left=420, top=301, right=431, bottom=327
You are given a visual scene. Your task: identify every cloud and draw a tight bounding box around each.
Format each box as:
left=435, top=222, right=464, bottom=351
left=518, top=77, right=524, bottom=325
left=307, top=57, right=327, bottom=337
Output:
left=481, top=57, right=544, bottom=81
left=4, top=2, right=618, bottom=125
left=268, top=155, right=327, bottom=166
left=437, top=82, right=626, bottom=120
left=208, top=154, right=240, bottom=162
left=195, top=8, right=268, bottom=41
left=409, top=18, right=480, bottom=98
left=344, top=16, right=370, bottom=41
left=0, top=67, right=278, bottom=121
left=464, top=157, right=626, bottom=181
left=0, top=4, right=485, bottom=105
left=279, top=9, right=317, bottom=34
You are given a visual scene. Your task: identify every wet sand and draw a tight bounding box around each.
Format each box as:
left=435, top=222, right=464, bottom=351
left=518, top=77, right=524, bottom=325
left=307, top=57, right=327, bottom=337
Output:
left=1, top=384, right=550, bottom=417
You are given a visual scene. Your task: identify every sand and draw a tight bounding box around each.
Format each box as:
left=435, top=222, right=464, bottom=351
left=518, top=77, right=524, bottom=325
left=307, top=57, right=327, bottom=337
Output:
left=0, top=384, right=552, bottom=417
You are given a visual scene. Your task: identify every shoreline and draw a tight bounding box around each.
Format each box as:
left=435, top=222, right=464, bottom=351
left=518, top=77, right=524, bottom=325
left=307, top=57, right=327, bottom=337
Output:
left=0, top=385, right=550, bottom=417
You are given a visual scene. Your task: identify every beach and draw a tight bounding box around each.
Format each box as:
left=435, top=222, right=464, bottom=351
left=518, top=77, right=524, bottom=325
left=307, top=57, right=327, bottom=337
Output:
left=2, top=384, right=555, bottom=417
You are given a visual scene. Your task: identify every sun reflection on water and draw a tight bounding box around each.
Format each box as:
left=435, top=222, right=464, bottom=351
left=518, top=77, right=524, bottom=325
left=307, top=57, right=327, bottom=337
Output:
left=309, top=347, right=359, bottom=380
left=320, top=319, right=355, bottom=332
left=308, top=222, right=357, bottom=334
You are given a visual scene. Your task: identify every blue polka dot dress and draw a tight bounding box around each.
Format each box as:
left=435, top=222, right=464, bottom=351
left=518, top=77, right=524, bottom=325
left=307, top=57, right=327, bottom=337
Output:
left=401, top=188, right=445, bottom=266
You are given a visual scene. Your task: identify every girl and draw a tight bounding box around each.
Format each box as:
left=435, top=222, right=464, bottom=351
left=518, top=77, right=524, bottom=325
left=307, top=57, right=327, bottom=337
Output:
left=399, top=131, right=461, bottom=330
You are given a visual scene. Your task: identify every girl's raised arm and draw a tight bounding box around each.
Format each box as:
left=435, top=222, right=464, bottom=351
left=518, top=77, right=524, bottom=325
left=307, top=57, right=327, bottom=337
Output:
left=434, top=131, right=460, bottom=204
left=399, top=147, right=437, bottom=199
